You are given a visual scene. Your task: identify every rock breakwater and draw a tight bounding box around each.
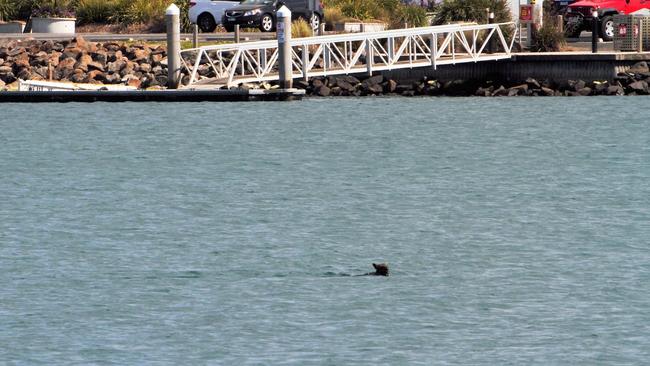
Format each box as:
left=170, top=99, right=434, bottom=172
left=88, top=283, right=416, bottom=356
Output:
left=296, top=61, right=650, bottom=97
left=0, top=36, right=168, bottom=90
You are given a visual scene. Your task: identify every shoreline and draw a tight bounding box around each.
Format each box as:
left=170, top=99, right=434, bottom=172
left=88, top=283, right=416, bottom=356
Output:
left=2, top=37, right=650, bottom=98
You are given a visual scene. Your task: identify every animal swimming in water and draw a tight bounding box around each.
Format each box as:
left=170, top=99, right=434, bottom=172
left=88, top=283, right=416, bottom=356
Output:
left=367, top=262, right=389, bottom=276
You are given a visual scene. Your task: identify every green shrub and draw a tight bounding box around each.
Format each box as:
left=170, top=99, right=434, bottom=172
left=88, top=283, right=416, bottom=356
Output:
left=323, top=0, right=430, bottom=29
left=433, top=0, right=512, bottom=25
left=394, top=4, right=429, bottom=28
left=531, top=16, right=566, bottom=51
left=111, top=0, right=161, bottom=24
left=75, top=0, right=118, bottom=24
left=0, top=0, right=17, bottom=21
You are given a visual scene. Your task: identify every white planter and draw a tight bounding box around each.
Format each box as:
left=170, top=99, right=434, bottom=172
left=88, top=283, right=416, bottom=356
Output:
left=0, top=21, right=26, bottom=33
left=31, top=17, right=76, bottom=33
left=334, top=22, right=386, bottom=33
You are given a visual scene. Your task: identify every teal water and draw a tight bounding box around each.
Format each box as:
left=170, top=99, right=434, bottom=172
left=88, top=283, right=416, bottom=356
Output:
left=1, top=97, right=650, bottom=364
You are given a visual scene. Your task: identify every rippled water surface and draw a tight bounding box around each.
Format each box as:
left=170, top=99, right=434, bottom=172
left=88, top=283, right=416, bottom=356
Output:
left=2, top=97, right=650, bottom=364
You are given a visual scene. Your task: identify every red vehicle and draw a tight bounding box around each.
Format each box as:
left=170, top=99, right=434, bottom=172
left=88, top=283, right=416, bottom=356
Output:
left=565, top=0, right=650, bottom=41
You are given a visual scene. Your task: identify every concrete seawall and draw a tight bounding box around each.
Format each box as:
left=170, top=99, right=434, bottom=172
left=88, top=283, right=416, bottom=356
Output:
left=380, top=53, right=650, bottom=83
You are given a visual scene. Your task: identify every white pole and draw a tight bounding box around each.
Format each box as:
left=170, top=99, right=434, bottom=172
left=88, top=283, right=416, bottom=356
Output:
left=277, top=5, right=293, bottom=89
left=166, top=4, right=181, bottom=89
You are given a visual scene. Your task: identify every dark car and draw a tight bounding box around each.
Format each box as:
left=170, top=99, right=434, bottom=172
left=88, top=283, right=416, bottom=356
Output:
left=222, top=0, right=323, bottom=32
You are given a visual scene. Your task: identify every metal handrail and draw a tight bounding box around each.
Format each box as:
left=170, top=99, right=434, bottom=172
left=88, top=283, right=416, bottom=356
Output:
left=180, top=22, right=518, bottom=87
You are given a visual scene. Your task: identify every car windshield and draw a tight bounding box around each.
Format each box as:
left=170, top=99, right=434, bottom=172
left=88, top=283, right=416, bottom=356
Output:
left=240, top=0, right=274, bottom=5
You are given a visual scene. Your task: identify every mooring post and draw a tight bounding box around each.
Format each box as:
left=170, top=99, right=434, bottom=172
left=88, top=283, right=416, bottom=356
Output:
left=192, top=24, right=199, bottom=48
left=235, top=24, right=240, bottom=43
left=277, top=5, right=292, bottom=89
left=592, top=10, right=598, bottom=53
left=166, top=4, right=181, bottom=89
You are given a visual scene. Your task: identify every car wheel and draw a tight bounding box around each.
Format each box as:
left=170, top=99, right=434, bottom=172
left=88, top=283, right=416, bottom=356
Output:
left=310, top=13, right=321, bottom=31
left=197, top=13, right=217, bottom=33
left=259, top=14, right=274, bottom=32
left=600, top=15, right=614, bottom=41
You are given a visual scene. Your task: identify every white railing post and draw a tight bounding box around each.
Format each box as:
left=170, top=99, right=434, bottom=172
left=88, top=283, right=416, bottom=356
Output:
left=430, top=34, right=437, bottom=69
left=302, top=44, right=309, bottom=82
left=366, top=39, right=373, bottom=76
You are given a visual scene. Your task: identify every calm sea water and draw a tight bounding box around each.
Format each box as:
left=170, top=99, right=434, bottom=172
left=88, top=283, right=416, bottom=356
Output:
left=1, top=97, right=650, bottom=365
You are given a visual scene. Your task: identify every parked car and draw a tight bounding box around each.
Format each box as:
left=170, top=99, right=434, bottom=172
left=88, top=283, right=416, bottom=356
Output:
left=189, top=0, right=240, bottom=32
left=551, top=0, right=578, bottom=15
left=564, top=0, right=650, bottom=41
left=222, top=0, right=323, bottom=32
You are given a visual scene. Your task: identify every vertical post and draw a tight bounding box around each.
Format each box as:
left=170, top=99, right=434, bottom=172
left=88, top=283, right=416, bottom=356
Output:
left=166, top=4, right=181, bottom=89
left=302, top=44, right=309, bottom=82
left=235, top=24, right=240, bottom=43
left=192, top=24, right=199, bottom=48
left=430, top=34, right=437, bottom=69
left=360, top=23, right=366, bottom=33
left=592, top=10, right=598, bottom=53
left=324, top=45, right=330, bottom=70
left=318, top=23, right=325, bottom=36
left=639, top=18, right=643, bottom=52
left=277, top=5, right=292, bottom=89
left=366, top=38, right=372, bottom=76
left=488, top=11, right=495, bottom=53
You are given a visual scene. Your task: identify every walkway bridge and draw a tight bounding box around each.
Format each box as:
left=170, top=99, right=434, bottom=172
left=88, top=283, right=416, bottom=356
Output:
left=179, top=22, right=518, bottom=88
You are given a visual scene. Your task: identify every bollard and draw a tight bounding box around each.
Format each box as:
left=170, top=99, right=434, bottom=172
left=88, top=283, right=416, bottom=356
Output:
left=592, top=10, right=598, bottom=53
left=166, top=4, right=181, bottom=89
left=277, top=5, right=292, bottom=89
left=318, top=22, right=325, bottom=36
left=235, top=24, right=240, bottom=43
left=192, top=23, right=198, bottom=48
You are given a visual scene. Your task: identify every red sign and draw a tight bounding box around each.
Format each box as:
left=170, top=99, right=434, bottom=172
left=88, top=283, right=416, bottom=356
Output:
left=520, top=5, right=533, bottom=23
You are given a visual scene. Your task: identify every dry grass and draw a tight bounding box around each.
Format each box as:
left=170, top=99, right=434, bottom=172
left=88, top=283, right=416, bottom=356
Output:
left=291, top=18, right=313, bottom=38
left=76, top=22, right=162, bottom=33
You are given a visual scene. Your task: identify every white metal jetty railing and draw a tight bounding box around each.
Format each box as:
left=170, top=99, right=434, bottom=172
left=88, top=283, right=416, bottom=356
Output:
left=179, top=22, right=518, bottom=88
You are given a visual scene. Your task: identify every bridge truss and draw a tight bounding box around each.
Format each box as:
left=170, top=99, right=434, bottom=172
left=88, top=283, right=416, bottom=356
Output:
left=179, top=22, right=518, bottom=88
